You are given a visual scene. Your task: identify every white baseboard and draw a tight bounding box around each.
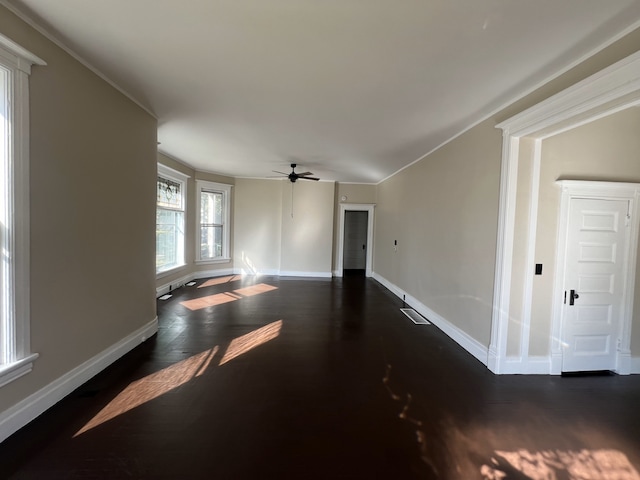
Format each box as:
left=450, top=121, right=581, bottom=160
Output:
left=234, top=267, right=280, bottom=276
left=157, top=268, right=335, bottom=296
left=372, top=272, right=489, bottom=367
left=277, top=270, right=332, bottom=278
left=0, top=317, right=158, bottom=444
left=500, top=356, right=553, bottom=375
left=193, top=268, right=235, bottom=280
left=156, top=268, right=236, bottom=296
left=156, top=273, right=193, bottom=296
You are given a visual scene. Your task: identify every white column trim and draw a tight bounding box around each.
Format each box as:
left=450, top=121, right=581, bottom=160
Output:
left=491, top=50, right=640, bottom=374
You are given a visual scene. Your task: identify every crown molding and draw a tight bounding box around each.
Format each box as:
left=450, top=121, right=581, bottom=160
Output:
left=0, top=0, right=157, bottom=119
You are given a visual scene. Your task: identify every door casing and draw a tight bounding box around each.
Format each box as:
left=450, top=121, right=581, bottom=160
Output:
left=336, top=203, right=375, bottom=277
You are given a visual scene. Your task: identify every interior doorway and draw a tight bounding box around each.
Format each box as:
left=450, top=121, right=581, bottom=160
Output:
left=343, top=211, right=368, bottom=275
left=336, top=203, right=375, bottom=277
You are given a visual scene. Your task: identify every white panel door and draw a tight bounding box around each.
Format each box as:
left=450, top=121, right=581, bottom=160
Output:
left=562, top=198, right=630, bottom=372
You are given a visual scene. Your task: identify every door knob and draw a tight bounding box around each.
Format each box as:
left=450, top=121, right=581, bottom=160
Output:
left=569, top=289, right=579, bottom=305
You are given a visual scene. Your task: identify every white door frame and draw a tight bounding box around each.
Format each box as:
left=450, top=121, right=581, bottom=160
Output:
left=553, top=181, right=640, bottom=374
left=488, top=50, right=640, bottom=374
left=336, top=203, right=375, bottom=277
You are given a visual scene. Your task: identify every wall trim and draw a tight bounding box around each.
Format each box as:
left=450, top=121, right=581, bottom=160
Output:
left=277, top=271, right=332, bottom=278
left=376, top=19, right=640, bottom=186
left=0, top=316, right=158, bottom=444
left=490, top=50, right=640, bottom=375
left=372, top=272, right=488, bottom=366
left=157, top=268, right=336, bottom=295
left=0, top=1, right=157, bottom=119
left=156, top=268, right=237, bottom=296
left=500, top=356, right=553, bottom=375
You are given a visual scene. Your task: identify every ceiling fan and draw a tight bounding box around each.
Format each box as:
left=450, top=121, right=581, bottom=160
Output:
left=272, top=163, right=320, bottom=183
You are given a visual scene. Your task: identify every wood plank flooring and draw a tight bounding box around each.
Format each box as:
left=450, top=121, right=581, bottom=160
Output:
left=1, top=275, right=640, bottom=479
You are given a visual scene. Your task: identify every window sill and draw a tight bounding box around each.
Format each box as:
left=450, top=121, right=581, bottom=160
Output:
left=156, top=264, right=187, bottom=280
left=195, top=258, right=231, bottom=265
left=0, top=353, right=39, bottom=388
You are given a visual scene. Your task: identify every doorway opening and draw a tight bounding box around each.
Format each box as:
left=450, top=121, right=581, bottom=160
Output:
left=343, top=210, right=368, bottom=276
left=336, top=203, right=375, bottom=278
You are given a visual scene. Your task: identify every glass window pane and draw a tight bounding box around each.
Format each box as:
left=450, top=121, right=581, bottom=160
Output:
left=201, top=191, right=223, bottom=225
left=156, top=209, right=183, bottom=271
left=200, top=225, right=223, bottom=259
left=157, top=176, right=182, bottom=209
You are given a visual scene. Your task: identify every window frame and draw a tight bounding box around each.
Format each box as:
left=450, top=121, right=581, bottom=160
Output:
left=195, top=180, right=232, bottom=264
left=0, top=34, right=45, bottom=388
left=156, top=164, right=189, bottom=278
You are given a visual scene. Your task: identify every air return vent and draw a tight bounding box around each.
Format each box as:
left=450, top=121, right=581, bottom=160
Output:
left=400, top=308, right=430, bottom=325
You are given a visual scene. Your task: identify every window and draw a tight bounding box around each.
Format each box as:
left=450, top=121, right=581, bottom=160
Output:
left=196, top=180, right=232, bottom=263
left=156, top=165, right=189, bottom=275
left=0, top=34, right=45, bottom=387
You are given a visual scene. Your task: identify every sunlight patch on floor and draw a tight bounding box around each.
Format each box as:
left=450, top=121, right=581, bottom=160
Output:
left=197, top=275, right=244, bottom=288
left=180, top=283, right=278, bottom=311
left=219, top=320, right=283, bottom=365
left=180, top=292, right=242, bottom=310
left=74, top=347, right=218, bottom=437
left=233, top=283, right=278, bottom=297
left=481, top=449, right=640, bottom=480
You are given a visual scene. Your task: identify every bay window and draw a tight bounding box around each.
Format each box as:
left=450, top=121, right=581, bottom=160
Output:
left=196, top=180, right=231, bottom=263
left=156, top=165, right=188, bottom=275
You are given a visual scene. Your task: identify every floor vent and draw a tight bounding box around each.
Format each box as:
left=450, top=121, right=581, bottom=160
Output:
left=400, top=308, right=430, bottom=325
left=159, top=294, right=172, bottom=300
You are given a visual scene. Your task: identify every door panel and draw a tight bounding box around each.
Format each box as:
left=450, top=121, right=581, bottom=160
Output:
left=562, top=198, right=629, bottom=372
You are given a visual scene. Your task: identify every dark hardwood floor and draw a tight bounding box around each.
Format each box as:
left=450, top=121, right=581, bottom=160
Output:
left=2, top=275, right=640, bottom=479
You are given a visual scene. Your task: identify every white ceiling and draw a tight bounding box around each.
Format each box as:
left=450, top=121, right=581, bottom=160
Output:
left=5, top=0, right=640, bottom=183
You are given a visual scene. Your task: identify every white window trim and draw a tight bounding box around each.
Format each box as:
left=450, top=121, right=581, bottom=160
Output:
left=156, top=164, right=190, bottom=276
left=195, top=180, right=232, bottom=264
left=0, top=33, right=46, bottom=388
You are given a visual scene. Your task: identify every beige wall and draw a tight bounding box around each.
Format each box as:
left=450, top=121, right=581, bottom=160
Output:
left=155, top=154, right=235, bottom=290
left=374, top=120, right=502, bottom=346
left=234, top=179, right=335, bottom=276
left=0, top=7, right=157, bottom=412
left=234, top=179, right=282, bottom=274
left=280, top=181, right=335, bottom=275
left=530, top=108, right=640, bottom=356
left=374, top=27, right=640, bottom=353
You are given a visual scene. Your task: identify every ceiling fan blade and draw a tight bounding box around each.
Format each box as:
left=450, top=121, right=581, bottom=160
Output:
left=296, top=171, right=313, bottom=176
left=298, top=176, right=320, bottom=181
left=272, top=170, right=289, bottom=175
